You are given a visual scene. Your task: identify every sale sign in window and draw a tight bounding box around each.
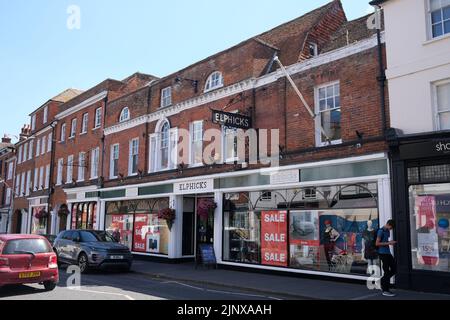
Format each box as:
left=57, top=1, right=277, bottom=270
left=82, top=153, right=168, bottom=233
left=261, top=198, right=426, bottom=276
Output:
left=261, top=211, right=288, bottom=267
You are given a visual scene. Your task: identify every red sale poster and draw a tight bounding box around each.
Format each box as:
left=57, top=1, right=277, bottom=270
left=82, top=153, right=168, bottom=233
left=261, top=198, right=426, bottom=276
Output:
left=261, top=211, right=288, bottom=267
left=415, top=196, right=439, bottom=266
left=133, top=214, right=148, bottom=252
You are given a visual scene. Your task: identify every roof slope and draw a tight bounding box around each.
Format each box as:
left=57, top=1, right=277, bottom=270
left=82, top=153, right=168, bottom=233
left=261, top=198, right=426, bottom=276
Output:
left=51, top=88, right=84, bottom=103
left=256, top=0, right=343, bottom=65
left=322, top=13, right=384, bottom=53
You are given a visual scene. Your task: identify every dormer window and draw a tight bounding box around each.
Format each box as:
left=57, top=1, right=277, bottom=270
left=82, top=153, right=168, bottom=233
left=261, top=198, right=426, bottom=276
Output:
left=309, top=43, right=318, bottom=57
left=204, top=71, right=224, bottom=93
left=119, top=107, right=130, bottom=123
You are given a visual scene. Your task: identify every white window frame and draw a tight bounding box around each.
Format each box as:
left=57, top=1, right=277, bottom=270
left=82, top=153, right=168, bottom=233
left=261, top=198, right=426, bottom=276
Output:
left=25, top=170, right=31, bottom=196
left=204, top=71, right=224, bottom=93
left=47, top=133, right=52, bottom=152
left=128, top=138, right=139, bottom=176
left=7, top=162, right=13, bottom=180
left=56, top=159, right=63, bottom=186
left=94, top=107, right=102, bottom=129
left=43, top=106, right=48, bottom=124
left=28, top=140, right=33, bottom=160
left=433, top=79, right=450, bottom=130
left=81, top=113, right=89, bottom=134
left=161, top=87, right=172, bottom=108
left=427, top=0, right=450, bottom=39
left=223, top=126, right=239, bottom=163
left=70, top=118, right=77, bottom=138
left=110, top=144, right=120, bottom=179
left=45, top=165, right=50, bottom=189
left=17, top=145, right=23, bottom=164
left=20, top=172, right=25, bottom=196
left=39, top=167, right=44, bottom=190
left=90, top=148, right=100, bottom=180
left=23, top=143, right=28, bottom=163
left=14, top=175, right=20, bottom=197
left=78, top=152, right=86, bottom=182
left=35, top=139, right=40, bottom=157
left=314, top=81, right=342, bottom=147
left=60, top=123, right=66, bottom=142
left=34, top=167, right=39, bottom=191
left=41, top=136, right=46, bottom=155
left=190, top=121, right=203, bottom=167
left=67, top=155, right=74, bottom=183
left=119, top=107, right=130, bottom=123
left=5, top=188, right=11, bottom=205
left=31, top=114, right=36, bottom=131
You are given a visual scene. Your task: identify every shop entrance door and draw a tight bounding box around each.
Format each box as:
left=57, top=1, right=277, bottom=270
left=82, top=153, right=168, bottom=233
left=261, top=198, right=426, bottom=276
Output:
left=196, top=196, right=215, bottom=246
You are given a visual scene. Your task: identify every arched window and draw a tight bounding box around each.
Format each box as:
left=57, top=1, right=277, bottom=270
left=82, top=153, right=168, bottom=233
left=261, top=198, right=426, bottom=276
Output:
left=149, top=118, right=178, bottom=173
left=119, top=107, right=130, bottom=123
left=160, top=121, right=170, bottom=169
left=204, top=71, right=224, bottom=92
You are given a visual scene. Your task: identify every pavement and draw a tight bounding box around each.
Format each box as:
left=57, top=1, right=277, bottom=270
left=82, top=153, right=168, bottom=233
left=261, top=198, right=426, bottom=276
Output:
left=131, top=259, right=450, bottom=300
left=0, top=265, right=286, bottom=300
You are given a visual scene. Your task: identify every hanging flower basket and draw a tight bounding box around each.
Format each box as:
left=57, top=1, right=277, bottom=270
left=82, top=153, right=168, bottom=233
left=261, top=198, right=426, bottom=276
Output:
left=158, top=208, right=176, bottom=231
left=197, top=199, right=217, bottom=220
left=35, top=209, right=49, bottom=220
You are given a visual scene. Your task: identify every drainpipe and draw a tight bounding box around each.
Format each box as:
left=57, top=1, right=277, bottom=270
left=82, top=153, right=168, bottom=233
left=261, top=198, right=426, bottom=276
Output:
left=375, top=6, right=387, bottom=135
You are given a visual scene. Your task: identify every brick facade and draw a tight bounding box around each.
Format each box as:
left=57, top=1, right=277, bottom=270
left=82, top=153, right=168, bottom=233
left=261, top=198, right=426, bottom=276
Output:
left=2, top=0, right=388, bottom=239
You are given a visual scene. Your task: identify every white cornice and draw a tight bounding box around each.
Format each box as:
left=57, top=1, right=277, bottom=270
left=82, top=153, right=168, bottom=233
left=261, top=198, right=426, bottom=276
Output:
left=104, top=33, right=382, bottom=136
left=56, top=91, right=108, bottom=120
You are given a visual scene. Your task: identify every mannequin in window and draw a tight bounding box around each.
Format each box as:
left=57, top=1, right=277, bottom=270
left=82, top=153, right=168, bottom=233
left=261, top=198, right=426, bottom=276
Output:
left=322, top=220, right=340, bottom=270
left=362, top=220, right=378, bottom=273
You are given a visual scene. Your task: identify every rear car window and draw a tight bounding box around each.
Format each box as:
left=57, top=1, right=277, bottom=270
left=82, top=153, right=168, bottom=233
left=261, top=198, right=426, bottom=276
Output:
left=1, top=239, right=52, bottom=255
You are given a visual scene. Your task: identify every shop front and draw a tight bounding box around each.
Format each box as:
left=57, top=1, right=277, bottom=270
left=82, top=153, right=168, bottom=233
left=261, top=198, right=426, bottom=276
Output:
left=28, top=197, right=50, bottom=235
left=93, top=153, right=390, bottom=281
left=389, top=131, right=450, bottom=293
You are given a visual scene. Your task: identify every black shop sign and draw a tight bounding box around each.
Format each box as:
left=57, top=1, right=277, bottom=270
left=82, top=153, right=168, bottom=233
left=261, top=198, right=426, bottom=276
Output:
left=212, top=110, right=252, bottom=129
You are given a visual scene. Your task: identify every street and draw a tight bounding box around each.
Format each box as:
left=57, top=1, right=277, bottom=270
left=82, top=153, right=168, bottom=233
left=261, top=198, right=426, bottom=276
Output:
left=0, top=265, right=288, bottom=300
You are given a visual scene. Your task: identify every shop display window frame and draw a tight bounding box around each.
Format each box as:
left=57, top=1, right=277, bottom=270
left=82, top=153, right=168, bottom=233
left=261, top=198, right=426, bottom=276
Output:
left=406, top=158, right=450, bottom=275
left=104, top=198, right=170, bottom=256
left=222, top=183, right=380, bottom=276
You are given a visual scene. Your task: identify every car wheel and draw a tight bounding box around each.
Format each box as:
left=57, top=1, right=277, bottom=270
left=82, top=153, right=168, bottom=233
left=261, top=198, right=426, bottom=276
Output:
left=43, top=281, right=57, bottom=291
left=78, top=253, right=89, bottom=274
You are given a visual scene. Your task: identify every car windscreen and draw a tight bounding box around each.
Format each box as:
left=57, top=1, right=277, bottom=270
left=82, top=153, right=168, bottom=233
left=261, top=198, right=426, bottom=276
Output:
left=80, top=231, right=116, bottom=243
left=2, top=239, right=52, bottom=255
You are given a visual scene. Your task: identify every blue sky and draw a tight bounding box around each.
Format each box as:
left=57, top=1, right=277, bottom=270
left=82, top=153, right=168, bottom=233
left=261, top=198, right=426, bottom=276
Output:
left=0, top=0, right=373, bottom=140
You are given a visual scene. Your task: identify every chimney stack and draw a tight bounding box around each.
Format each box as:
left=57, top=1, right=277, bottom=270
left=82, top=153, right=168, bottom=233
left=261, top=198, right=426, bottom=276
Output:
left=19, top=125, right=31, bottom=141
left=1, top=135, right=11, bottom=144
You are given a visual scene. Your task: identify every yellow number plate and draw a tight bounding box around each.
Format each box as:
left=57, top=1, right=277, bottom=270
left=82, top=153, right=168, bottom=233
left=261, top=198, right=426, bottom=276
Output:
left=19, top=272, right=41, bottom=279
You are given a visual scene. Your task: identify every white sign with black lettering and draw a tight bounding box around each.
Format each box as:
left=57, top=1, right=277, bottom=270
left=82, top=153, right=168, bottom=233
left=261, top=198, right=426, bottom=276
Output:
left=270, top=170, right=300, bottom=185
left=174, top=179, right=214, bottom=195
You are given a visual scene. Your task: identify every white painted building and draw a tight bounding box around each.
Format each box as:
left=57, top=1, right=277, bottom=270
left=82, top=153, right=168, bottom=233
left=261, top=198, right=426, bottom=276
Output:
left=373, top=0, right=450, bottom=294
left=377, top=0, right=450, bottom=133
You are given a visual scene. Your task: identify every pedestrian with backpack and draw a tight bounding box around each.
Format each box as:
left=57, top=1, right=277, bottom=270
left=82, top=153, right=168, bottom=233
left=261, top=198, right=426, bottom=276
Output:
left=376, top=219, right=397, bottom=297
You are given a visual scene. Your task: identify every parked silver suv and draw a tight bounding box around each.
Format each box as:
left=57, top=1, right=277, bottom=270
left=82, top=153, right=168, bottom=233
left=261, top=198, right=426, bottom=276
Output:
left=53, top=230, right=133, bottom=273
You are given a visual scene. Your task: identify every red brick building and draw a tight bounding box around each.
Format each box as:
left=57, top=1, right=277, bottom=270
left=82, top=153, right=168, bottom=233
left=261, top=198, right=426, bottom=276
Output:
left=6, top=0, right=392, bottom=282
left=0, top=136, right=15, bottom=233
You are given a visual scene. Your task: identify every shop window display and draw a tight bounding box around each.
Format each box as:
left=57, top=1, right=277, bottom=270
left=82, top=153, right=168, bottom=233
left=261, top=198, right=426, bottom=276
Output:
left=409, top=184, right=450, bottom=273
left=71, top=202, right=97, bottom=230
left=105, top=199, right=170, bottom=254
left=223, top=183, right=380, bottom=276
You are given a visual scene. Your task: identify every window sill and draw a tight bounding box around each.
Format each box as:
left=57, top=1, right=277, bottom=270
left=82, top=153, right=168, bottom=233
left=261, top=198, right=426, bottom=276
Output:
left=423, top=33, right=450, bottom=46
left=189, top=163, right=204, bottom=168
left=160, top=104, right=172, bottom=109
left=89, top=177, right=98, bottom=181
left=317, top=139, right=343, bottom=148
left=68, top=136, right=75, bottom=141
left=92, top=126, right=101, bottom=131
left=80, top=132, right=87, bottom=136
